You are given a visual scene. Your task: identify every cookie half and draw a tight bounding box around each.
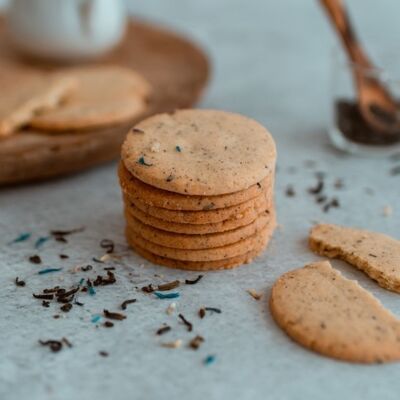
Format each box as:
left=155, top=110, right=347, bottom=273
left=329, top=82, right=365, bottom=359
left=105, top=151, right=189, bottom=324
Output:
left=310, top=224, right=400, bottom=293
left=270, top=261, right=400, bottom=363
left=121, top=109, right=276, bottom=195
left=119, top=161, right=272, bottom=211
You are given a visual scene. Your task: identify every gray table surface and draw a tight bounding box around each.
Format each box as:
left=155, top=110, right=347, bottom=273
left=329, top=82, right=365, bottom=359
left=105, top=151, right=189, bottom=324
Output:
left=1, top=1, right=400, bottom=399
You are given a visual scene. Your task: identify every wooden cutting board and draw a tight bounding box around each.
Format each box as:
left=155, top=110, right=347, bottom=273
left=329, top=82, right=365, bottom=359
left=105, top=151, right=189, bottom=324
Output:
left=0, top=18, right=210, bottom=186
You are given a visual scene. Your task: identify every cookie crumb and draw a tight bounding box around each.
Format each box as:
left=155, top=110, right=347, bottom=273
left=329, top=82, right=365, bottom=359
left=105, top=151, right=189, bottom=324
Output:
left=166, top=302, right=176, bottom=315
left=383, top=205, right=393, bottom=217
left=247, top=289, right=262, bottom=300
left=189, top=335, right=204, bottom=350
left=161, top=339, right=182, bottom=349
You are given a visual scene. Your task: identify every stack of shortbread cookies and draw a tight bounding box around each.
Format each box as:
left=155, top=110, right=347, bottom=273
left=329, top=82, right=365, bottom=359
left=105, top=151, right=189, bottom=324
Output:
left=119, top=109, right=276, bottom=270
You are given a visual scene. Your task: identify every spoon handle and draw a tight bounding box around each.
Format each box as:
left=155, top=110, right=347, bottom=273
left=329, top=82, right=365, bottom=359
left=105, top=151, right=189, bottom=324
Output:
left=319, top=0, right=371, bottom=69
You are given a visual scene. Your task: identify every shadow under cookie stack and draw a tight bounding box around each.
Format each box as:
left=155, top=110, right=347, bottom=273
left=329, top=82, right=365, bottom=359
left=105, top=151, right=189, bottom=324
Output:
left=119, top=109, right=277, bottom=271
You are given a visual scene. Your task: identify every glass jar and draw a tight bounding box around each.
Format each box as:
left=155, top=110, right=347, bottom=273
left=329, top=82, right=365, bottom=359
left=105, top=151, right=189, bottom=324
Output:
left=329, top=47, right=400, bottom=156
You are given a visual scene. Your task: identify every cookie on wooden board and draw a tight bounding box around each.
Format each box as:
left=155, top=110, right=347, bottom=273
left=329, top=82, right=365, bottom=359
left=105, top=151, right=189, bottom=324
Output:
left=270, top=261, right=400, bottom=363
left=126, top=215, right=276, bottom=262
left=0, top=66, right=76, bottom=137
left=125, top=209, right=270, bottom=249
left=310, top=224, right=400, bottom=293
left=123, top=190, right=271, bottom=225
left=29, top=66, right=151, bottom=131
left=121, top=109, right=276, bottom=196
left=130, top=234, right=270, bottom=271
left=118, top=161, right=272, bottom=211
left=125, top=202, right=273, bottom=235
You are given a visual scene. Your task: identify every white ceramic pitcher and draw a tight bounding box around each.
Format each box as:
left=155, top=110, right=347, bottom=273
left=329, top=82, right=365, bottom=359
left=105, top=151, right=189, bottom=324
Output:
left=6, top=0, right=127, bottom=61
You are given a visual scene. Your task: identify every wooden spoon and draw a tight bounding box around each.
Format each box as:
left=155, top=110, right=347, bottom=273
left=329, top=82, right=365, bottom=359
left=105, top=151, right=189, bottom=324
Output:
left=320, top=0, right=400, bottom=136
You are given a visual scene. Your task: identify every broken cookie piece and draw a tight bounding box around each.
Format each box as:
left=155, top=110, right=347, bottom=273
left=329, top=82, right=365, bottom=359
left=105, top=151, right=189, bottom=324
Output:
left=310, top=223, right=400, bottom=293
left=0, top=67, right=76, bottom=137
left=270, top=261, right=400, bottom=363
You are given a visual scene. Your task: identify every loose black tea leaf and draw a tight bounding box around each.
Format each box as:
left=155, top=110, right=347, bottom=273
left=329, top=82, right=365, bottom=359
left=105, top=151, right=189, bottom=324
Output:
left=189, top=335, right=205, bottom=350
left=157, top=280, right=180, bottom=291
left=285, top=185, right=296, bottom=197
left=204, top=307, right=222, bottom=314
left=103, top=309, right=126, bottom=321
left=33, top=293, right=54, bottom=300
left=60, top=303, right=73, bottom=312
left=141, top=284, right=155, bottom=293
left=185, top=275, right=203, bottom=285
left=29, top=255, right=42, bottom=264
left=15, top=277, right=25, bottom=287
left=308, top=180, right=324, bottom=195
left=39, top=340, right=63, bottom=353
left=51, top=227, right=84, bottom=243
left=58, top=287, right=79, bottom=299
left=100, top=239, right=114, bottom=254
left=93, top=271, right=116, bottom=286
left=178, top=314, right=193, bottom=332
left=156, top=325, right=171, bottom=335
left=120, top=299, right=137, bottom=310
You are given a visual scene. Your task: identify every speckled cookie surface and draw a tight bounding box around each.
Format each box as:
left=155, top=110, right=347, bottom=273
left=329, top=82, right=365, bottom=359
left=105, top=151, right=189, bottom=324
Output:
left=310, top=224, right=400, bottom=293
left=118, top=161, right=271, bottom=211
left=29, top=66, right=151, bottom=131
left=124, top=190, right=270, bottom=225
left=129, top=237, right=268, bottom=271
left=126, top=216, right=276, bottom=262
left=121, top=109, right=276, bottom=195
left=125, top=202, right=273, bottom=235
left=125, top=209, right=271, bottom=249
left=270, top=261, right=400, bottom=364
left=0, top=66, right=76, bottom=137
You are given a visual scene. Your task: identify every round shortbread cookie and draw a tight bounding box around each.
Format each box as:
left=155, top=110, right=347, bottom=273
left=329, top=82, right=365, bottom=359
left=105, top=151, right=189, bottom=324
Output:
left=123, top=190, right=271, bottom=225
left=129, top=232, right=270, bottom=271
left=118, top=161, right=272, bottom=211
left=270, top=261, right=400, bottom=364
left=125, top=202, right=273, bottom=235
left=121, top=109, right=276, bottom=195
left=125, top=209, right=270, bottom=249
left=125, top=215, right=276, bottom=262
left=29, top=66, right=151, bottom=131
